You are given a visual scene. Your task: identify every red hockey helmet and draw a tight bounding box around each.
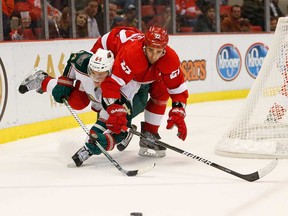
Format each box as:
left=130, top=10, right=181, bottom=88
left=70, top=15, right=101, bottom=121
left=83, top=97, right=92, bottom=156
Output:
left=145, top=26, right=169, bottom=49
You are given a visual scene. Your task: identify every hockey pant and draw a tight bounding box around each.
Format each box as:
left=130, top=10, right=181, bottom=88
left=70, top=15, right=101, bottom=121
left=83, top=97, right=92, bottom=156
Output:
left=143, top=79, right=169, bottom=134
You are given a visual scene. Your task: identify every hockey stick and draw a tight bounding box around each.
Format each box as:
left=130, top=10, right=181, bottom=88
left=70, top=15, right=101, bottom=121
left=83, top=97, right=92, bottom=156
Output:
left=63, top=99, right=155, bottom=176
left=129, top=128, right=278, bottom=182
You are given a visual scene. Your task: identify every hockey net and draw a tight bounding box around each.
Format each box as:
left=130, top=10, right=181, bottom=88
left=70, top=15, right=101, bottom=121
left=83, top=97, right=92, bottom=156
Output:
left=216, top=17, right=288, bottom=158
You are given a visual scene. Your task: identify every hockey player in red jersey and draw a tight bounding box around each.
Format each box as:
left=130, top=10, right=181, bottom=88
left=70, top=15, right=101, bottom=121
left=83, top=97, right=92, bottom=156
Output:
left=91, top=26, right=189, bottom=157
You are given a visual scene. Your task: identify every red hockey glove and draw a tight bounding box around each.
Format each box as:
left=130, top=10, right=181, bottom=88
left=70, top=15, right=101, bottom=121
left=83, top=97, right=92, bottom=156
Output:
left=106, top=104, right=128, bottom=134
left=166, top=107, right=187, bottom=141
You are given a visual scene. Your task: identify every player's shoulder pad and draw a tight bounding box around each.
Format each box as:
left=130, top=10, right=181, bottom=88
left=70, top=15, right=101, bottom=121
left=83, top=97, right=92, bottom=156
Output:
left=68, top=50, right=93, bottom=73
left=120, top=42, right=147, bottom=73
left=158, top=46, right=181, bottom=73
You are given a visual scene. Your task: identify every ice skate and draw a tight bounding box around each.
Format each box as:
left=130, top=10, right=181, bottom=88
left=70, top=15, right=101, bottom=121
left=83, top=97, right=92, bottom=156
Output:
left=138, top=122, right=166, bottom=157
left=18, top=68, right=48, bottom=94
left=71, top=146, right=93, bottom=167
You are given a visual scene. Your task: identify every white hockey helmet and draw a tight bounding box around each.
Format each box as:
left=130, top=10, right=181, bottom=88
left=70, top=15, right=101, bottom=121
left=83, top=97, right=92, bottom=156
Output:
left=88, top=48, right=114, bottom=76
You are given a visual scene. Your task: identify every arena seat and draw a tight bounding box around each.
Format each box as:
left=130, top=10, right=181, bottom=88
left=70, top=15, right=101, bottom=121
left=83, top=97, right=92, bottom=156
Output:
left=180, top=27, right=193, bottom=32
left=154, top=5, right=166, bottom=14
left=141, top=5, right=155, bottom=17
left=250, top=25, right=263, bottom=32
left=220, top=5, right=232, bottom=18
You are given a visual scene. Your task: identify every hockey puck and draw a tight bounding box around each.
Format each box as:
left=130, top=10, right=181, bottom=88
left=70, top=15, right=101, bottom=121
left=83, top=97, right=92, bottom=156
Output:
left=130, top=212, right=143, bottom=216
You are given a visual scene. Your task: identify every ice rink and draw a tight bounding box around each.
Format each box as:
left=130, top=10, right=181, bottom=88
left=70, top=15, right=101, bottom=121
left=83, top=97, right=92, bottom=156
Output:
left=1, top=99, right=287, bottom=216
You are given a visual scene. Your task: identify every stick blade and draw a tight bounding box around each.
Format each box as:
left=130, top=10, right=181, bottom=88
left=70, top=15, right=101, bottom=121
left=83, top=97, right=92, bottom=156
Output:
left=125, top=163, right=156, bottom=177
left=244, top=159, right=278, bottom=182
left=257, top=158, right=278, bottom=179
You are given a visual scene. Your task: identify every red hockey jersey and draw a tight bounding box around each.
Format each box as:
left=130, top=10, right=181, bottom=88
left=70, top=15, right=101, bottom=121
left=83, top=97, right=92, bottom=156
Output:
left=91, top=27, right=188, bottom=104
left=90, top=26, right=143, bottom=55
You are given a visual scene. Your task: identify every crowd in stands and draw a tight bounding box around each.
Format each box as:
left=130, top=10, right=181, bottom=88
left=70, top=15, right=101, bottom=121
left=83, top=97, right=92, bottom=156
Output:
left=221, top=4, right=251, bottom=32
left=1, top=0, right=287, bottom=41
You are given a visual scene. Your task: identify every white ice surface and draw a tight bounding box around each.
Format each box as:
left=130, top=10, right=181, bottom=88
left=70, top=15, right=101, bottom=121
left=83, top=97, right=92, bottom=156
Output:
left=1, top=99, right=288, bottom=216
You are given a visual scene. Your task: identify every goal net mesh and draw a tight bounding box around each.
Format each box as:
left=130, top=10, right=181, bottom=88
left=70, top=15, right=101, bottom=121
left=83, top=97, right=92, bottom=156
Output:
left=216, top=17, right=288, bottom=158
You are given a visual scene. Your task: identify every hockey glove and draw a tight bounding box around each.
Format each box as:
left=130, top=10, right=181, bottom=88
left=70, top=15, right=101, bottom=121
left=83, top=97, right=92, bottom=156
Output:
left=166, top=107, right=187, bottom=141
left=85, top=127, right=115, bottom=155
left=52, top=76, right=74, bottom=103
left=106, top=104, right=128, bottom=134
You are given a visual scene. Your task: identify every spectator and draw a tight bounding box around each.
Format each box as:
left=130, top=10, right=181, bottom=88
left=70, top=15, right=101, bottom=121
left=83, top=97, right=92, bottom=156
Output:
left=154, top=0, right=170, bottom=5
left=115, top=0, right=135, bottom=13
left=10, top=12, right=38, bottom=40
left=76, top=10, right=88, bottom=38
left=13, top=0, right=62, bottom=39
left=176, top=0, right=202, bottom=29
left=85, top=0, right=101, bottom=38
left=47, top=2, right=62, bottom=23
left=162, top=6, right=172, bottom=33
left=75, top=0, right=86, bottom=11
left=124, top=4, right=137, bottom=27
left=108, top=2, right=118, bottom=27
left=270, top=16, right=278, bottom=32
left=49, top=0, right=68, bottom=12
left=194, top=3, right=216, bottom=32
left=49, top=6, right=70, bottom=39
left=10, top=15, right=19, bottom=31
left=97, top=1, right=119, bottom=35
left=221, top=4, right=251, bottom=32
left=111, top=16, right=126, bottom=29
left=146, top=6, right=172, bottom=33
left=58, top=7, right=70, bottom=37
left=14, top=1, right=61, bottom=26
left=270, top=0, right=284, bottom=18
left=123, top=4, right=146, bottom=32
left=141, top=0, right=153, bottom=5
left=241, top=0, right=265, bottom=30
left=2, top=0, right=14, bottom=40
left=95, top=1, right=104, bottom=35
left=220, top=0, right=228, bottom=5
left=196, top=0, right=228, bottom=11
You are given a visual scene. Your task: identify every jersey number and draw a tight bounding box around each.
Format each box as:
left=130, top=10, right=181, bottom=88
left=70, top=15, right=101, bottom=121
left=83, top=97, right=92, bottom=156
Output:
left=170, top=69, right=180, bottom=79
left=121, top=60, right=131, bottom=74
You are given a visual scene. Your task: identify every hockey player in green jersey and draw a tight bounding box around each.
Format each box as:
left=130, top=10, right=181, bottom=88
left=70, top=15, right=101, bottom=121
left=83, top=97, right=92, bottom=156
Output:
left=19, top=48, right=149, bottom=166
